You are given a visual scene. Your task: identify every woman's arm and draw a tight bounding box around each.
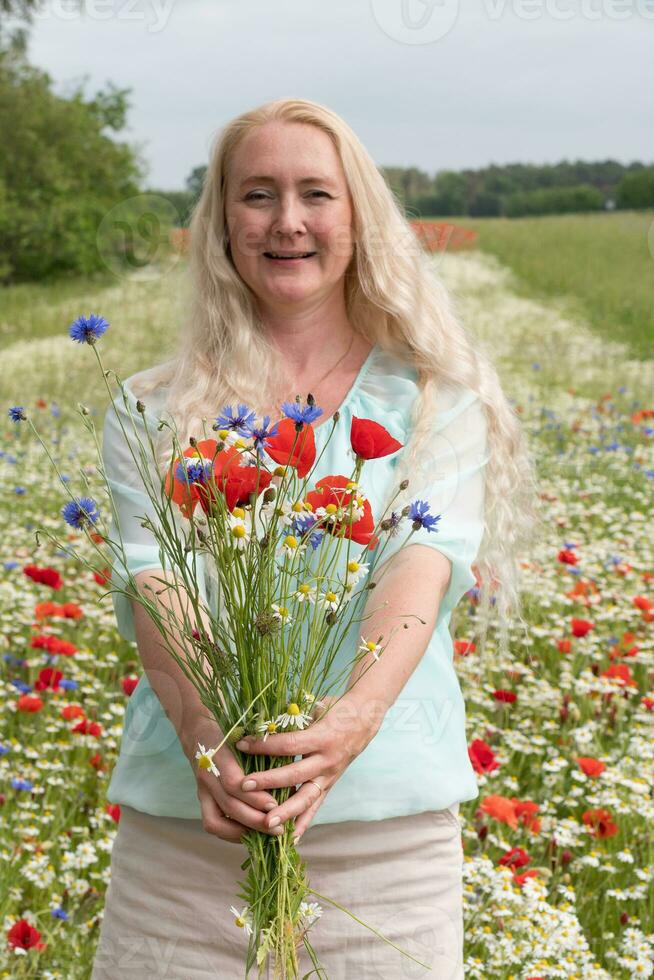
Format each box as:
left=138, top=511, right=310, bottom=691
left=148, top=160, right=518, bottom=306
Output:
left=130, top=569, right=285, bottom=840
left=234, top=543, right=452, bottom=838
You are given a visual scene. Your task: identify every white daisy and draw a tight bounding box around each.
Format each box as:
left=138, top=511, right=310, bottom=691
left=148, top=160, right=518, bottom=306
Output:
left=271, top=603, right=293, bottom=626
left=294, top=582, right=317, bottom=604
left=343, top=556, right=369, bottom=588
left=275, top=499, right=295, bottom=527
left=319, top=589, right=340, bottom=612
left=256, top=718, right=280, bottom=742
left=299, top=900, right=323, bottom=925
left=357, top=636, right=383, bottom=662
left=227, top=510, right=250, bottom=550
left=230, top=905, right=253, bottom=937
left=195, top=743, right=220, bottom=777
left=278, top=533, right=306, bottom=560
left=275, top=702, right=313, bottom=730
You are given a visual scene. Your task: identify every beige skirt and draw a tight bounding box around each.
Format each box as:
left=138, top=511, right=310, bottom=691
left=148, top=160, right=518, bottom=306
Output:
left=91, top=803, right=464, bottom=980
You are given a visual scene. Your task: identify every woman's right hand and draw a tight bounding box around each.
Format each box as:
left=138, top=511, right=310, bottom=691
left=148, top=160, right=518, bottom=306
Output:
left=193, top=732, right=288, bottom=845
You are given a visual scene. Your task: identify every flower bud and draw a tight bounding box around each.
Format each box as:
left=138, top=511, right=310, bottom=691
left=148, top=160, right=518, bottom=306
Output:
left=136, top=400, right=146, bottom=414
left=399, top=479, right=409, bottom=490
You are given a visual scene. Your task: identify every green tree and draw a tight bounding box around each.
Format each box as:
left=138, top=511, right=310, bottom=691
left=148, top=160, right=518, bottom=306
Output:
left=0, top=36, right=145, bottom=282
left=616, top=167, right=654, bottom=209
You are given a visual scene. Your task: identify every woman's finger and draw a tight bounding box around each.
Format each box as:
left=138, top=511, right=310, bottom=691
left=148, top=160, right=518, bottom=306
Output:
left=239, top=756, right=325, bottom=793
left=293, top=791, right=326, bottom=841
left=196, top=780, right=247, bottom=844
left=217, top=750, right=279, bottom=812
left=236, top=727, right=323, bottom=757
left=202, top=773, right=286, bottom=836
left=262, top=780, right=327, bottom=830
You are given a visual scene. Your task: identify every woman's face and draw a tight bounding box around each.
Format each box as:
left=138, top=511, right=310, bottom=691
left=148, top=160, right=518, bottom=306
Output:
left=224, top=121, right=355, bottom=315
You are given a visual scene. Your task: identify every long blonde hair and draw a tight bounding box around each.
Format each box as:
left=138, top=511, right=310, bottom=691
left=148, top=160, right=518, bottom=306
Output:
left=134, top=97, right=539, bottom=660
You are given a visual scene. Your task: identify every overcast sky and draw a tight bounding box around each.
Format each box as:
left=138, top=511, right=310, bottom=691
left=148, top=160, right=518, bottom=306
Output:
left=25, top=0, right=653, bottom=190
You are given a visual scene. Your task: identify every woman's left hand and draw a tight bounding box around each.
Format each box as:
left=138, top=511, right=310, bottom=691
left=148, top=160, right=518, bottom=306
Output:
left=234, top=693, right=380, bottom=841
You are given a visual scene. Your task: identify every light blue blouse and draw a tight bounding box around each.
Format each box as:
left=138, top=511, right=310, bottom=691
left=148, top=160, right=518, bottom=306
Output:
left=102, top=343, right=490, bottom=824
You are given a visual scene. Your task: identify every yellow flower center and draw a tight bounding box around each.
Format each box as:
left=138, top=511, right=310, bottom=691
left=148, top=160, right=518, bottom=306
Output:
left=235, top=916, right=246, bottom=929
left=234, top=437, right=247, bottom=449
left=304, top=500, right=314, bottom=512
left=232, top=506, right=245, bottom=519
left=325, top=591, right=337, bottom=602
left=217, top=429, right=230, bottom=440
left=346, top=480, right=358, bottom=490
left=231, top=525, right=246, bottom=538
left=284, top=535, right=298, bottom=550
left=287, top=703, right=300, bottom=715
left=277, top=606, right=289, bottom=618
left=198, top=754, right=212, bottom=770
left=366, top=641, right=378, bottom=652
left=347, top=560, right=360, bottom=572
left=325, top=503, right=338, bottom=515
left=273, top=465, right=286, bottom=477
left=266, top=722, right=278, bottom=733
left=298, top=583, right=311, bottom=595
left=292, top=500, right=305, bottom=512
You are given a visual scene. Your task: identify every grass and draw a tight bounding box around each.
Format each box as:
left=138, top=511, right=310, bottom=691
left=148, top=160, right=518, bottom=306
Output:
left=423, top=210, right=654, bottom=361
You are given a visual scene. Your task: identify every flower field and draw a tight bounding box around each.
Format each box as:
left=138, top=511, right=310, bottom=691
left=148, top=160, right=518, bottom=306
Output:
left=1, top=249, right=653, bottom=978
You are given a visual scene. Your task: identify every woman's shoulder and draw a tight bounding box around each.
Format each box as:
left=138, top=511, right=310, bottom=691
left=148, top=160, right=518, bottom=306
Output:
left=118, top=361, right=175, bottom=414
left=362, top=344, right=480, bottom=424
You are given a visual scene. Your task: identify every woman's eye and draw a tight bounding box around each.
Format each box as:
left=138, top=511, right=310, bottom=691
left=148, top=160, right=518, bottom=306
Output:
left=244, top=191, right=330, bottom=201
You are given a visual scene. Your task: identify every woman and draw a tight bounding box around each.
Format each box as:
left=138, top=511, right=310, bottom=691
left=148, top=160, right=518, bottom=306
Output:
left=91, top=98, right=535, bottom=979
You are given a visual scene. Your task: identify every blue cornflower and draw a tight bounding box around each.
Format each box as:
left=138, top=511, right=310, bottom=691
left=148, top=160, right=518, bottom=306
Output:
left=51, top=907, right=69, bottom=921
left=4, top=561, right=19, bottom=571
left=248, top=416, right=280, bottom=458
left=59, top=678, right=78, bottom=691
left=292, top=512, right=323, bottom=550
left=8, top=406, right=26, bottom=422
left=408, top=500, right=441, bottom=533
left=68, top=313, right=110, bottom=345
left=0, top=744, right=9, bottom=756
left=281, top=400, right=324, bottom=426
left=14, top=487, right=26, bottom=495
left=10, top=679, right=32, bottom=694
left=175, top=458, right=212, bottom=484
left=62, top=496, right=100, bottom=529
left=214, top=403, right=257, bottom=436
left=51, top=403, right=61, bottom=419
left=11, top=777, right=33, bottom=792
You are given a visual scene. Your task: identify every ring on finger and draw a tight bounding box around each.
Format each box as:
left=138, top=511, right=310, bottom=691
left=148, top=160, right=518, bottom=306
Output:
left=306, top=778, right=324, bottom=795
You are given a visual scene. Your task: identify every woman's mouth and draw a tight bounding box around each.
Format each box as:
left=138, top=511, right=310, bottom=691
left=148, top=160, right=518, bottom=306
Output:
left=263, top=251, right=317, bottom=264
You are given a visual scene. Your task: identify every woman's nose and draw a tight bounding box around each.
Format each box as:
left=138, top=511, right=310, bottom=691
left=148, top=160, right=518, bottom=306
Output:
left=270, top=195, right=307, bottom=237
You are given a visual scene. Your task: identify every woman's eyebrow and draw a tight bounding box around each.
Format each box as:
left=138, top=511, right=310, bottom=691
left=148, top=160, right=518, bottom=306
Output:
left=238, top=174, right=338, bottom=188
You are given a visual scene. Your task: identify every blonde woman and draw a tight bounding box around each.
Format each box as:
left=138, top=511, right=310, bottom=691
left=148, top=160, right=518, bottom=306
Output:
left=91, top=98, right=535, bottom=979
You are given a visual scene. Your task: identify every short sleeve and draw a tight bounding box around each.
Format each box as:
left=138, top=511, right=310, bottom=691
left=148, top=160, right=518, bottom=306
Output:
left=377, top=386, right=490, bottom=626
left=101, top=378, right=209, bottom=643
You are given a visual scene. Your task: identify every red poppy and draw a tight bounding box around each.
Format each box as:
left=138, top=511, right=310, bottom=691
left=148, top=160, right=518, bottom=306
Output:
left=454, top=639, right=476, bottom=656
left=305, top=475, right=379, bottom=549
left=633, top=595, right=653, bottom=612
left=72, top=719, right=102, bottom=737
left=479, top=794, right=518, bottom=829
left=557, top=638, right=572, bottom=654
left=219, top=464, right=273, bottom=512
left=264, top=418, right=316, bottom=477
left=121, top=676, right=139, bottom=697
left=582, top=807, right=618, bottom=838
left=493, top=689, right=517, bottom=704
left=17, top=694, right=44, bottom=713
left=468, top=739, right=500, bottom=774
left=93, top=567, right=112, bottom=586
left=513, top=798, right=541, bottom=833
left=165, top=440, right=241, bottom=518
left=7, top=919, right=47, bottom=952
left=571, top=617, right=594, bottom=637
left=23, top=564, right=63, bottom=590
left=576, top=756, right=606, bottom=777
left=558, top=548, right=577, bottom=565
left=602, top=663, right=637, bottom=688
left=30, top=635, right=78, bottom=657
left=513, top=869, right=540, bottom=887
left=34, top=668, right=63, bottom=692
left=60, top=704, right=85, bottom=721
left=106, top=803, right=121, bottom=823
left=89, top=752, right=104, bottom=771
left=350, top=417, right=403, bottom=460
left=498, top=846, right=531, bottom=870
left=641, top=696, right=654, bottom=712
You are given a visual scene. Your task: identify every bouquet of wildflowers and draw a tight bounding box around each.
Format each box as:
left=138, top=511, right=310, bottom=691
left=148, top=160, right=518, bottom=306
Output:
left=12, top=314, right=442, bottom=979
